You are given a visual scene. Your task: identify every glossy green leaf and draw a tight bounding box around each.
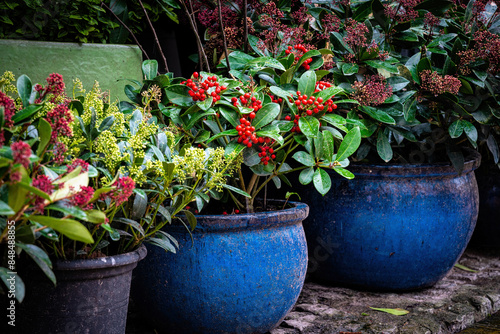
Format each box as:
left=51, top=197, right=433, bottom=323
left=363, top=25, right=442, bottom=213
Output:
left=313, top=168, right=331, bottom=196
left=84, top=210, right=107, bottom=224
left=448, top=120, right=465, bottom=138
left=292, top=151, right=315, bottom=167
left=29, top=216, right=94, bottom=244
left=16, top=243, right=55, bottom=285
left=299, top=167, right=314, bottom=185
left=360, top=106, right=396, bottom=124
left=17, top=74, right=32, bottom=108
left=454, top=263, right=478, bottom=273
left=333, top=167, right=355, bottom=179
left=115, top=218, right=145, bottom=237
left=0, top=268, right=25, bottom=302
left=463, top=121, right=478, bottom=143
left=165, top=85, right=193, bottom=107
left=0, top=200, right=14, bottom=216
left=46, top=202, right=87, bottom=221
left=142, top=59, right=158, bottom=80
left=11, top=104, right=41, bottom=124
left=322, top=130, right=335, bottom=162
left=298, top=116, right=320, bottom=138
left=298, top=71, right=317, bottom=97
left=336, top=127, right=361, bottom=162
left=252, top=103, right=280, bottom=130
left=377, top=130, right=393, bottom=162
left=222, top=184, right=252, bottom=198
left=36, top=118, right=52, bottom=156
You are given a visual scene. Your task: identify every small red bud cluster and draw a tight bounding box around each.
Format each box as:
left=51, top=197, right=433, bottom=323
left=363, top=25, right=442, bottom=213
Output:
left=182, top=72, right=227, bottom=104
left=257, top=139, right=275, bottom=165
left=285, top=44, right=313, bottom=70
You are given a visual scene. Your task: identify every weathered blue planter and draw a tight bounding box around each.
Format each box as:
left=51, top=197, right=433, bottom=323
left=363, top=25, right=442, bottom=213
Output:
left=132, top=201, right=309, bottom=334
left=303, top=157, right=480, bottom=291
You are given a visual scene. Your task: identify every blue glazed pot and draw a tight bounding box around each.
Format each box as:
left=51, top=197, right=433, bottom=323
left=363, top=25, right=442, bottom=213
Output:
left=132, top=201, right=309, bottom=334
left=303, top=157, right=480, bottom=291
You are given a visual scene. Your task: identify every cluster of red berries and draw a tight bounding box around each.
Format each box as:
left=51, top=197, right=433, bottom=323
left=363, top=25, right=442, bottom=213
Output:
left=231, top=93, right=263, bottom=113
left=182, top=72, right=226, bottom=103
left=236, top=117, right=258, bottom=148
left=284, top=114, right=302, bottom=133
left=292, top=91, right=337, bottom=115
left=269, top=94, right=283, bottom=104
left=258, top=144, right=276, bottom=165
left=315, top=80, right=333, bottom=93
left=285, top=44, right=313, bottom=70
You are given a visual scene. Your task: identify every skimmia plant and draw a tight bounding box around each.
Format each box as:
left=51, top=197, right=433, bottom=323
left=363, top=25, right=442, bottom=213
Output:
left=0, top=71, right=235, bottom=302
left=126, top=59, right=361, bottom=213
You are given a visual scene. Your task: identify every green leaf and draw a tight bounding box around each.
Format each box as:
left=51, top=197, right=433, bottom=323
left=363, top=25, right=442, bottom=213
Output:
left=292, top=151, right=315, bottom=167
left=427, top=33, right=457, bottom=48
left=298, top=71, right=317, bottom=97
left=17, top=74, right=32, bottom=108
left=252, top=103, right=280, bottom=130
left=405, top=53, right=422, bottom=83
left=0, top=268, right=25, bottom=303
left=222, top=184, right=252, bottom=198
left=333, top=167, right=355, bottom=179
left=322, top=130, right=335, bottom=162
left=377, top=130, right=393, bottom=162
left=454, top=263, right=478, bottom=273
left=36, top=118, right=52, bottom=156
left=342, top=63, right=359, bottom=75
left=84, top=210, right=107, bottom=224
left=386, top=77, right=410, bottom=92
left=16, top=243, right=56, bottom=285
left=165, top=85, right=193, bottom=107
left=124, top=84, right=141, bottom=104
left=462, top=121, right=478, bottom=143
left=11, top=104, right=41, bottom=124
left=99, top=115, right=115, bottom=132
left=248, top=56, right=286, bottom=71
left=46, top=202, right=87, bottom=221
left=29, top=216, right=94, bottom=244
left=448, top=120, right=465, bottom=138
left=206, top=129, right=238, bottom=144
left=313, top=168, right=331, bottom=196
left=299, top=167, right=314, bottom=185
left=360, top=106, right=396, bottom=124
left=18, top=182, right=52, bottom=201
left=0, top=200, right=15, bottom=215
left=336, top=127, right=361, bottom=162
left=370, top=307, right=410, bottom=316
left=142, top=59, right=158, bottom=80
left=115, top=218, right=145, bottom=237
left=364, top=60, right=399, bottom=73
left=298, top=116, right=320, bottom=138
left=182, top=209, right=197, bottom=230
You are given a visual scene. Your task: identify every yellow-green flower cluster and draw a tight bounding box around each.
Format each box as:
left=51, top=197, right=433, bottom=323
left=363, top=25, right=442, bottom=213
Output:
left=172, top=147, right=206, bottom=183
left=126, top=165, right=147, bottom=186
left=0, top=71, right=16, bottom=95
left=94, top=130, right=129, bottom=171
left=128, top=121, right=158, bottom=159
left=205, top=148, right=242, bottom=191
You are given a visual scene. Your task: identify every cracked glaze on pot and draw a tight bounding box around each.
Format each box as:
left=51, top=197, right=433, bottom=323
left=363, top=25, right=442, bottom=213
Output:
left=303, top=157, right=480, bottom=291
left=133, top=201, right=309, bottom=334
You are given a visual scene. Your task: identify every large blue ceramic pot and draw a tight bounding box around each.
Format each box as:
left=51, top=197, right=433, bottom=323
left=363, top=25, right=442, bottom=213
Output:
left=303, top=157, right=480, bottom=291
left=132, top=201, right=309, bottom=334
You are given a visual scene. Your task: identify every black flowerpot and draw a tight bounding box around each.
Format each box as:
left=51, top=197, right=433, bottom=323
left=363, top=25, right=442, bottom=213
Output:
left=16, top=246, right=147, bottom=334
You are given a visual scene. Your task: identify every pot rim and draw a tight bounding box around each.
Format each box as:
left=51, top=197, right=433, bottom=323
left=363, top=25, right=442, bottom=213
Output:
left=346, top=152, right=481, bottom=178
left=175, top=200, right=309, bottom=232
left=53, top=244, right=147, bottom=271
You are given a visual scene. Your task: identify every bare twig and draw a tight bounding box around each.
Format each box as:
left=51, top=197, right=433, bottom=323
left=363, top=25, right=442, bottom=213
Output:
left=217, top=0, right=231, bottom=71
left=100, top=1, right=151, bottom=60
left=243, top=0, right=248, bottom=53
left=137, top=0, right=169, bottom=73
left=181, top=0, right=211, bottom=72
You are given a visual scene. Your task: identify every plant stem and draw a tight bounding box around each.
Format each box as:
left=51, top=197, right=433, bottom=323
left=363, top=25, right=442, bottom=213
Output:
left=181, top=0, right=211, bottom=72
left=137, top=0, right=169, bottom=73
left=100, top=1, right=151, bottom=61
left=243, top=0, right=248, bottom=53
left=217, top=0, right=231, bottom=71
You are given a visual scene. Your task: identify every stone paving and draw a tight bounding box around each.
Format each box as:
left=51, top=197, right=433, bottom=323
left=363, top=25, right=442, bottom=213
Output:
left=270, top=246, right=500, bottom=334
left=127, top=245, right=500, bottom=334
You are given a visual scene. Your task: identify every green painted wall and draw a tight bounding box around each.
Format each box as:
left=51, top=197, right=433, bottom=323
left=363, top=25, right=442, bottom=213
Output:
left=0, top=40, right=143, bottom=101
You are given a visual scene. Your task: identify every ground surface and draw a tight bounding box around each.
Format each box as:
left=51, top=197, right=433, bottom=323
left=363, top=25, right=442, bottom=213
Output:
left=127, top=246, right=500, bottom=334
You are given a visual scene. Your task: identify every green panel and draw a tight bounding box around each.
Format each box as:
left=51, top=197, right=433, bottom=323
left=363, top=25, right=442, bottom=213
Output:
left=0, top=39, right=143, bottom=101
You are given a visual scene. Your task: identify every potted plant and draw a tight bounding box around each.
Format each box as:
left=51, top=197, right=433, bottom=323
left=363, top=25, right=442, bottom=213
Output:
left=126, top=53, right=361, bottom=333
left=290, top=0, right=500, bottom=290
left=0, top=68, right=233, bottom=333
left=0, top=0, right=182, bottom=99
